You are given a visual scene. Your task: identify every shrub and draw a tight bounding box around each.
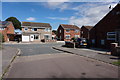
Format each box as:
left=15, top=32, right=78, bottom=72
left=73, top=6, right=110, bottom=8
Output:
left=0, top=33, right=4, bottom=43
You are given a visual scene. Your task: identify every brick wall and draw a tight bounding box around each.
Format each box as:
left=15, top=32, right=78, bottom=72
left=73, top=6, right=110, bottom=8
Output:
left=89, top=3, right=120, bottom=49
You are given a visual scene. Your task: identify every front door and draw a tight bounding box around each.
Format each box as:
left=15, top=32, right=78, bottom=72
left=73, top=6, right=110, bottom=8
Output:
left=30, top=35, right=34, bottom=41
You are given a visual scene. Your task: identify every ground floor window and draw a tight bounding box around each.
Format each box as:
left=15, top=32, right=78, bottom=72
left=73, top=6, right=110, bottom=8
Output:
left=65, top=35, right=70, bottom=39
left=34, top=34, right=39, bottom=40
left=101, top=40, right=105, bottom=45
left=74, top=35, right=79, bottom=38
left=44, top=34, right=50, bottom=40
left=92, top=39, right=95, bottom=44
left=107, top=32, right=116, bottom=40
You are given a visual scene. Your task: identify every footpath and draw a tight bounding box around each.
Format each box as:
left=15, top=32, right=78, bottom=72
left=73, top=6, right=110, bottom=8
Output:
left=53, top=45, right=119, bottom=65
left=0, top=45, right=19, bottom=79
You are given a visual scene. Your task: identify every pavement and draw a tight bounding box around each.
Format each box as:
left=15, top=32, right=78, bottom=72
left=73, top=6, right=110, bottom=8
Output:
left=4, top=53, right=119, bottom=78
left=0, top=46, right=19, bottom=78
left=52, top=45, right=119, bottom=64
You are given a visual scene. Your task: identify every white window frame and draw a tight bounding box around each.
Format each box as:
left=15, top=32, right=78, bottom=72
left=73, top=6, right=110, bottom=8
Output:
left=74, top=35, right=79, bottom=38
left=31, top=28, right=37, bottom=31
left=66, top=29, right=70, bottom=33
left=24, top=28, right=28, bottom=31
left=107, top=32, right=116, bottom=40
left=75, top=30, right=79, bottom=33
left=65, top=35, right=70, bottom=39
left=0, top=28, right=5, bottom=30
left=45, top=28, right=50, bottom=32
left=44, top=34, right=51, bottom=40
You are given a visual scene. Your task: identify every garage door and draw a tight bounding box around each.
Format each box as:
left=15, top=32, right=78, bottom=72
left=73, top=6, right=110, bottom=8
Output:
left=22, top=35, right=30, bottom=42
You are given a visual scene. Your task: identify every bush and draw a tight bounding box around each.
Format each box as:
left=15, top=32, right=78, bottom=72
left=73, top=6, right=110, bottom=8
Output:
left=0, top=33, right=4, bottom=43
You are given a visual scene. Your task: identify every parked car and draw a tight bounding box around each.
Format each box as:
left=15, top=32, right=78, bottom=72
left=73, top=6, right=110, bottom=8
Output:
left=76, top=38, right=89, bottom=48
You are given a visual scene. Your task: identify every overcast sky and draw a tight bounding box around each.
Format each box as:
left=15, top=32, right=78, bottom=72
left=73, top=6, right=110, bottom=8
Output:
left=2, top=1, right=118, bottom=30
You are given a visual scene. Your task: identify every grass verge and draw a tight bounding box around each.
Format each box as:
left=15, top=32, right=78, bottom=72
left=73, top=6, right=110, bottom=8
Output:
left=112, top=60, right=120, bottom=66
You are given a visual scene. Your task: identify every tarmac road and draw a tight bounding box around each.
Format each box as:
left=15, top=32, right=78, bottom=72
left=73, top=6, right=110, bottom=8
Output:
left=3, top=43, right=119, bottom=78
left=4, top=43, right=64, bottom=56
left=4, top=53, right=119, bottom=78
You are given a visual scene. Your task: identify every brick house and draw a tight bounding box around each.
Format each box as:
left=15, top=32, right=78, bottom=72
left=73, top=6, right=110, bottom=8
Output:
left=22, top=22, right=52, bottom=42
left=0, top=21, right=15, bottom=42
left=57, top=24, right=80, bottom=41
left=89, top=3, right=120, bottom=49
left=81, top=26, right=93, bottom=39
left=116, top=26, right=120, bottom=46
left=52, top=32, right=56, bottom=40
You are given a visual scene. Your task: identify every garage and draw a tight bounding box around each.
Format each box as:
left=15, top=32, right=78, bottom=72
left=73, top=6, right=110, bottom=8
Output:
left=22, top=35, right=30, bottom=42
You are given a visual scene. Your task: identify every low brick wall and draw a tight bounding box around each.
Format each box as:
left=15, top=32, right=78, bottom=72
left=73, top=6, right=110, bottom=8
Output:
left=111, top=43, right=120, bottom=56
left=44, top=39, right=56, bottom=42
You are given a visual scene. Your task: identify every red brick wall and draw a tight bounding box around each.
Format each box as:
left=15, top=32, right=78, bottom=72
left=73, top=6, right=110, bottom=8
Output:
left=90, top=4, right=120, bottom=49
left=57, top=25, right=64, bottom=41
left=0, top=22, right=15, bottom=42
left=81, top=27, right=89, bottom=39
left=57, top=25, right=80, bottom=41
left=64, top=29, right=80, bottom=41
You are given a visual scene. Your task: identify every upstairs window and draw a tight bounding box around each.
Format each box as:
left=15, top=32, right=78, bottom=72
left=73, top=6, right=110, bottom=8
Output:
left=66, top=29, right=70, bottom=33
left=24, top=28, right=28, bottom=31
left=32, top=28, right=37, bottom=31
left=107, top=32, right=116, bottom=40
left=45, top=28, right=50, bottom=32
left=60, top=30, right=61, bottom=33
left=75, top=30, right=79, bottom=33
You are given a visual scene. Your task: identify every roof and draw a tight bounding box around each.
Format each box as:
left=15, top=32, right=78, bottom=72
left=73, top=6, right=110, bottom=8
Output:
left=0, top=21, right=12, bottom=28
left=22, top=22, right=52, bottom=28
left=60, top=24, right=80, bottom=30
left=82, top=26, right=93, bottom=30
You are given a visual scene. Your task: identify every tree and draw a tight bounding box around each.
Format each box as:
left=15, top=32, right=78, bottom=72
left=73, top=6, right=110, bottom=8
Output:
left=5, top=17, right=21, bottom=30
left=52, top=30, right=57, bottom=35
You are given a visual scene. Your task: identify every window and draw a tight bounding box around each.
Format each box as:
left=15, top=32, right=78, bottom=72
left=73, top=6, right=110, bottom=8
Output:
left=92, top=39, right=95, bottom=44
left=44, top=34, right=50, bottom=40
left=0, top=28, right=5, bottom=30
left=34, top=34, right=39, bottom=40
left=24, top=28, right=28, bottom=31
left=32, top=28, right=37, bottom=31
left=45, top=28, right=50, bottom=32
left=75, top=30, right=79, bottom=33
left=60, top=36, right=61, bottom=40
left=107, top=32, right=116, bottom=40
left=60, top=30, right=61, bottom=33
left=65, top=35, right=70, bottom=39
left=66, top=29, right=70, bottom=33
left=101, top=40, right=105, bottom=45
left=74, top=35, right=79, bottom=38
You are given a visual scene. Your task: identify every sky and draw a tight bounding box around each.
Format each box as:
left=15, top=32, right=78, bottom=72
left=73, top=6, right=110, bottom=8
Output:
left=1, top=1, right=118, bottom=30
